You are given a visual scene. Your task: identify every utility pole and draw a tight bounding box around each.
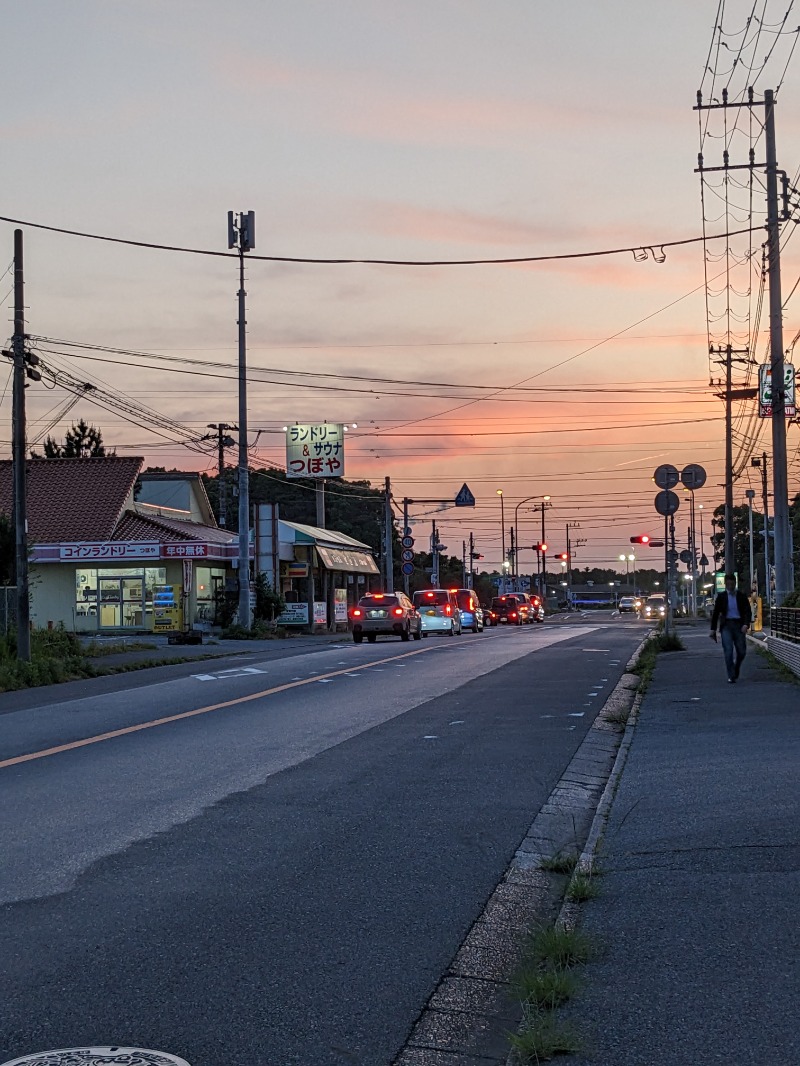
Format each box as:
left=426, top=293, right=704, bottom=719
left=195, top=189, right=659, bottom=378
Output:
left=207, top=422, right=237, bottom=528
left=764, top=89, right=793, bottom=605
left=746, top=489, right=756, bottom=595
left=509, top=526, right=515, bottom=588
left=468, top=531, right=475, bottom=589
left=228, top=210, right=255, bottom=629
left=431, top=519, right=439, bottom=589
left=696, top=87, right=793, bottom=600
left=462, top=540, right=467, bottom=588
left=710, top=343, right=749, bottom=573
left=384, top=476, right=394, bottom=592
left=11, top=230, right=31, bottom=660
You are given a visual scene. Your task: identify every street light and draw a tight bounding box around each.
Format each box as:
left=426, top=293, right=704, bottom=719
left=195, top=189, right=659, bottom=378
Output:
left=497, top=489, right=505, bottom=587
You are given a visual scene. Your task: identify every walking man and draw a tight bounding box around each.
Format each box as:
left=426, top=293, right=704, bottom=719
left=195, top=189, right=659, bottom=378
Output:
left=710, top=574, right=752, bottom=683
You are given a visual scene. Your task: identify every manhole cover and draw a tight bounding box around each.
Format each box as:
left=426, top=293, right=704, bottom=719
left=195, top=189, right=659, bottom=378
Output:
left=0, top=1051, right=191, bottom=1066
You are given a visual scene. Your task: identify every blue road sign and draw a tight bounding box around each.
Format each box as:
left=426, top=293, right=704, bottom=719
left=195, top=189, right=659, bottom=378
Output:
left=401, top=562, right=414, bottom=576
left=455, top=483, right=476, bottom=507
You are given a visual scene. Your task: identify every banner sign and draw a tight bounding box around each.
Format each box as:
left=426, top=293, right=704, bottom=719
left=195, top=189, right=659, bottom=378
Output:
left=286, top=423, right=345, bottom=479
left=758, top=364, right=796, bottom=417
left=276, top=602, right=309, bottom=625
left=59, top=542, right=160, bottom=561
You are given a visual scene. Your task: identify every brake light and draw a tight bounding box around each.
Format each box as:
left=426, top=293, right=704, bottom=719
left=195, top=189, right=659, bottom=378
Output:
left=426, top=591, right=435, bottom=598
left=510, top=612, right=517, bottom=619
left=445, top=604, right=452, bottom=615
left=373, top=594, right=384, bottom=599
left=393, top=607, right=404, bottom=616
left=351, top=608, right=362, bottom=618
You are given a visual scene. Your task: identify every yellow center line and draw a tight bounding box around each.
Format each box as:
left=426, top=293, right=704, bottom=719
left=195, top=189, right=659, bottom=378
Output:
left=0, top=642, right=450, bottom=771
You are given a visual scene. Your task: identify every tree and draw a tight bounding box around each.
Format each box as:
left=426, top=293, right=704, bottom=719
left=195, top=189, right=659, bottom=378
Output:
left=32, top=419, right=114, bottom=459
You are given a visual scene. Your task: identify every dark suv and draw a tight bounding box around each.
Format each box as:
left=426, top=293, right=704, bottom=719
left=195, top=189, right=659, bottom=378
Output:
left=350, top=592, right=422, bottom=643
left=490, top=594, right=531, bottom=625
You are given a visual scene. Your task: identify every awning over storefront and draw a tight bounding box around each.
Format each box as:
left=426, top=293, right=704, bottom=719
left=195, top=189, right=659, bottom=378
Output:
left=316, top=544, right=379, bottom=575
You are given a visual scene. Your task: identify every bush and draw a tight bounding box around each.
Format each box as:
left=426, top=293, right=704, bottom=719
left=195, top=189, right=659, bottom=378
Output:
left=780, top=590, right=800, bottom=608
left=220, top=620, right=276, bottom=641
left=0, top=624, right=99, bottom=692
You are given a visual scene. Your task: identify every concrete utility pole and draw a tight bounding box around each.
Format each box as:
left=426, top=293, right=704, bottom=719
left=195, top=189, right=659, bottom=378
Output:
left=228, top=210, right=255, bottom=628
left=384, top=476, right=394, bottom=592
left=207, top=422, right=237, bottom=528
left=764, top=89, right=793, bottom=605
left=12, top=230, right=30, bottom=661
left=746, top=489, right=756, bottom=595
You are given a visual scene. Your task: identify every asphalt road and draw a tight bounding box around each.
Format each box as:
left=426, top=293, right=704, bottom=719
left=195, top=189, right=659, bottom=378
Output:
left=0, top=615, right=644, bottom=1066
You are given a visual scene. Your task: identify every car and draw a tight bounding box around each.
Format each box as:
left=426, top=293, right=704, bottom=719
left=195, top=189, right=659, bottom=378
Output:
left=529, top=594, right=545, bottom=622
left=451, top=588, right=484, bottom=633
left=618, top=596, right=639, bottom=614
left=490, top=594, right=531, bottom=625
left=350, top=591, right=422, bottom=643
left=481, top=603, right=497, bottom=627
left=412, top=588, right=462, bottom=636
left=643, top=594, right=666, bottom=620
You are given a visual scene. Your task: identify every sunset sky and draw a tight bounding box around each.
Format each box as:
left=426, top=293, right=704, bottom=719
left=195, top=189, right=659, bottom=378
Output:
left=2, top=1, right=799, bottom=571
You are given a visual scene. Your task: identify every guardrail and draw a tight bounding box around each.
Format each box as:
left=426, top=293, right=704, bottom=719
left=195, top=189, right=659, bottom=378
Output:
left=771, top=607, right=800, bottom=644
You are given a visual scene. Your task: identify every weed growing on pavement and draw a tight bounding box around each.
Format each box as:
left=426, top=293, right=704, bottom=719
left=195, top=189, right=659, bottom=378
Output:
left=527, top=924, right=594, bottom=969
left=511, top=966, right=580, bottom=1010
left=509, top=1005, right=582, bottom=1062
left=566, top=872, right=600, bottom=903
left=539, top=852, right=577, bottom=875
left=83, top=640, right=159, bottom=657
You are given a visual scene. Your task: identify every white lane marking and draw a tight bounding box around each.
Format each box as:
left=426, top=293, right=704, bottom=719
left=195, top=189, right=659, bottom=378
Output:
left=344, top=673, right=361, bottom=678
left=317, top=679, right=332, bottom=684
left=540, top=714, right=554, bottom=719
left=567, top=725, right=577, bottom=731
left=424, top=735, right=438, bottom=740
left=568, top=712, right=585, bottom=718
left=192, top=667, right=266, bottom=681
left=449, top=720, right=465, bottom=725
left=582, top=647, right=611, bottom=652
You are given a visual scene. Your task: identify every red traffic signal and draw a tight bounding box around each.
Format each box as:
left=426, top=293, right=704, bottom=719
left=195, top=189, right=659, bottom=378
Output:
left=532, top=542, right=548, bottom=553
left=555, top=552, right=569, bottom=562
left=630, top=535, right=651, bottom=545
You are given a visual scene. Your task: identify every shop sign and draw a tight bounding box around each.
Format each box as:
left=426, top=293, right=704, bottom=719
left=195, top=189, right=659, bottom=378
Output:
left=288, top=560, right=309, bottom=577
left=285, top=423, right=345, bottom=479
left=334, top=588, right=348, bottom=622
left=276, top=602, right=309, bottom=625
left=164, top=543, right=208, bottom=558
left=759, top=363, right=796, bottom=417
left=59, top=541, right=160, bottom=561
left=313, top=601, right=328, bottom=625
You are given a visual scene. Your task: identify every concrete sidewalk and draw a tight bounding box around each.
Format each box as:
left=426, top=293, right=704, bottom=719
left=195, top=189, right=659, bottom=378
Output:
left=561, top=626, right=800, bottom=1064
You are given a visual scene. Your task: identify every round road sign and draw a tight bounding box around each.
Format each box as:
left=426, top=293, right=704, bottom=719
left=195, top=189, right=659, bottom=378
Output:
left=680, top=463, right=707, bottom=490
left=654, top=489, right=681, bottom=516
left=401, top=536, right=414, bottom=549
left=401, top=561, right=414, bottom=576
left=679, top=549, right=693, bottom=564
left=653, top=464, right=680, bottom=490
left=403, top=526, right=413, bottom=536
left=401, top=549, right=414, bottom=562
left=667, top=549, right=679, bottom=563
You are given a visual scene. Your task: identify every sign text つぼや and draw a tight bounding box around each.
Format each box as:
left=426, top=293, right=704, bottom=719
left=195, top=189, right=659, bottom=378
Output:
left=286, top=423, right=345, bottom=479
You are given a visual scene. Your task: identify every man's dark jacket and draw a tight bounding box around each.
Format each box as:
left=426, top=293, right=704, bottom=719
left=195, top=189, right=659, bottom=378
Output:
left=710, top=590, right=753, bottom=630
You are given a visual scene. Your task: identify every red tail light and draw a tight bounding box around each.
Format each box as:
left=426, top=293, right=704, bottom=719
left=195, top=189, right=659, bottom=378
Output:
left=393, top=607, right=404, bottom=616
left=510, top=612, right=517, bottom=619
left=351, top=608, right=362, bottom=618
left=445, top=604, right=452, bottom=615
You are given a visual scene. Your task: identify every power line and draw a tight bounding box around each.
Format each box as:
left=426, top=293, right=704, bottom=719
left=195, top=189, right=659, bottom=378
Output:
left=0, top=213, right=760, bottom=267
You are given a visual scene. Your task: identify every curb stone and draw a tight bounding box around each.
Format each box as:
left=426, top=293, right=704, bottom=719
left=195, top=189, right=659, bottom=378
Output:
left=392, top=635, right=650, bottom=1066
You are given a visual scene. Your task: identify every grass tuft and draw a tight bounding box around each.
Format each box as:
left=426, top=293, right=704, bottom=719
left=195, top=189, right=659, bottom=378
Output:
left=511, top=966, right=580, bottom=1010
left=566, top=872, right=600, bottom=903
left=539, top=852, right=577, bottom=875
left=526, top=924, right=594, bottom=970
left=509, top=1006, right=582, bottom=1062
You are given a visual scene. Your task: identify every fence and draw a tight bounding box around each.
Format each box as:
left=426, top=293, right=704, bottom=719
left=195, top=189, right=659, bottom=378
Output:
left=0, top=587, right=17, bottom=635
left=771, top=608, right=800, bottom=644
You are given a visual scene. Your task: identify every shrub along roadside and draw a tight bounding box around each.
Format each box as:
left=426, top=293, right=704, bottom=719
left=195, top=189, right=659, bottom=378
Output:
left=0, top=625, right=101, bottom=692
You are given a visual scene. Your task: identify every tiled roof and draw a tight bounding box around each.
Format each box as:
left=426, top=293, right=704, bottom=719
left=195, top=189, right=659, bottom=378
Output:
left=0, top=457, right=143, bottom=543
left=114, top=509, right=237, bottom=545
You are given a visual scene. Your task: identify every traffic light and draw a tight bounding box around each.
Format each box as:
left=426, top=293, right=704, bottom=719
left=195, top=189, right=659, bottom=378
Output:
left=630, top=535, right=651, bottom=545
left=471, top=552, right=484, bottom=560
left=532, top=542, right=548, bottom=553
left=554, top=552, right=569, bottom=562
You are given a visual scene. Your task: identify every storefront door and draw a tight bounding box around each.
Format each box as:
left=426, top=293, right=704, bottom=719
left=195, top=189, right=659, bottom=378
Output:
left=98, top=576, right=144, bottom=629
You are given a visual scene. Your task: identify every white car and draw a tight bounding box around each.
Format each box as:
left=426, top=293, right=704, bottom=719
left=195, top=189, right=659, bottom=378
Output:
left=643, top=595, right=666, bottom=619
